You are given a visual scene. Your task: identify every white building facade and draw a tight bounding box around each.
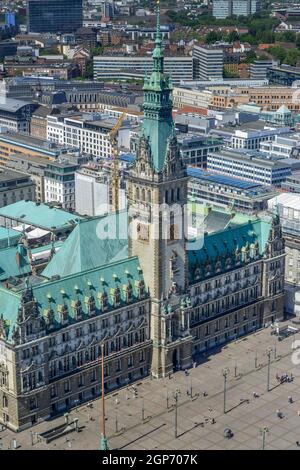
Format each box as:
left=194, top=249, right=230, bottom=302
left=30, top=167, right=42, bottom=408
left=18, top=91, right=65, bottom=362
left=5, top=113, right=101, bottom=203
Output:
left=44, top=162, right=78, bottom=211
left=207, top=148, right=292, bottom=186
left=47, top=113, right=133, bottom=159
left=230, top=127, right=290, bottom=150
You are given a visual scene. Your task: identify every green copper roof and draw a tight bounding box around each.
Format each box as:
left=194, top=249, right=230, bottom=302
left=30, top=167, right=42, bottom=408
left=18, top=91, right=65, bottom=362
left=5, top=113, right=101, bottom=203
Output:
left=0, top=201, right=82, bottom=231
left=0, top=290, right=21, bottom=340
left=42, top=211, right=128, bottom=279
left=141, top=2, right=175, bottom=173
left=188, top=219, right=272, bottom=283
left=0, top=256, right=147, bottom=342
left=0, top=245, right=30, bottom=281
left=0, top=227, right=21, bottom=248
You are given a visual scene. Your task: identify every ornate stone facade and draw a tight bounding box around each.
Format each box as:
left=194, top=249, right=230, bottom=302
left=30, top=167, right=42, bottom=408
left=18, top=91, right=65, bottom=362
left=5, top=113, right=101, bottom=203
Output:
left=0, top=5, right=286, bottom=431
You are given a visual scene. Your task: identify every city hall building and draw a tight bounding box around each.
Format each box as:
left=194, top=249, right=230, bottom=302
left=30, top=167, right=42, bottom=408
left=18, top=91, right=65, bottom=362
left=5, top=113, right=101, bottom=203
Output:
left=0, top=6, right=285, bottom=431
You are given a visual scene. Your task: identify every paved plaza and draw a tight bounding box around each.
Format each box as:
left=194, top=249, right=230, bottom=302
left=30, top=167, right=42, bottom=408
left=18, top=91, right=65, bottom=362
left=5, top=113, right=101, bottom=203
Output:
left=2, top=319, right=300, bottom=450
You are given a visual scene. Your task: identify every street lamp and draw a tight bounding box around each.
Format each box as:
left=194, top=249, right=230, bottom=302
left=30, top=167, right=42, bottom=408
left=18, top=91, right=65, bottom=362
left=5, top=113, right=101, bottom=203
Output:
left=266, top=348, right=272, bottom=392
left=142, top=398, right=145, bottom=422
left=173, top=389, right=181, bottom=439
left=260, top=427, right=269, bottom=450
left=254, top=350, right=258, bottom=369
left=99, top=342, right=109, bottom=450
left=223, top=368, right=230, bottom=414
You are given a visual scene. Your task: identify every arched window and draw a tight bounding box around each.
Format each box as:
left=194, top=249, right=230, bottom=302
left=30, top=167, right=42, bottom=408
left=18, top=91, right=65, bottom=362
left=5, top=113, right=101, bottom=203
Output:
left=147, top=190, right=151, bottom=203
left=177, top=188, right=180, bottom=200
left=2, top=395, right=8, bottom=408
left=141, top=188, right=145, bottom=201
left=136, top=187, right=140, bottom=200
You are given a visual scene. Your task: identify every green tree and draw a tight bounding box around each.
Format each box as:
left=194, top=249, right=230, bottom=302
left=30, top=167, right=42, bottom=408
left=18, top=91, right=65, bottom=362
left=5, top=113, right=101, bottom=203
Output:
left=91, top=45, right=104, bottom=57
left=284, top=49, right=300, bottom=66
left=279, top=31, right=296, bottom=42
left=267, top=46, right=287, bottom=63
left=205, top=31, right=222, bottom=44
left=83, top=59, right=93, bottom=79
left=241, top=50, right=257, bottom=63
left=227, top=31, right=240, bottom=43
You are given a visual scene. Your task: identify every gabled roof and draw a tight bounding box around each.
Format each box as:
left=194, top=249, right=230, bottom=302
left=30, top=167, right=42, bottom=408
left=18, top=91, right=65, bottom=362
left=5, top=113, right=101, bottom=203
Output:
left=42, top=211, right=128, bottom=279
left=188, top=219, right=272, bottom=283
left=0, top=227, right=21, bottom=247
left=0, top=256, right=146, bottom=342
left=0, top=245, right=30, bottom=281
left=0, top=201, right=82, bottom=231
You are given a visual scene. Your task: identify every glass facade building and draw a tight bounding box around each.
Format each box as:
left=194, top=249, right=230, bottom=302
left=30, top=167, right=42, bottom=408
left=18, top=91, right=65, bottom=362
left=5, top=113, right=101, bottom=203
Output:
left=27, top=0, right=83, bottom=34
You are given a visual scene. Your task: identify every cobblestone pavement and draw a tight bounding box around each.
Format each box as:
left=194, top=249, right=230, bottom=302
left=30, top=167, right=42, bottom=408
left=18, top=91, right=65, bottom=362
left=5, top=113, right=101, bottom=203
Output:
left=2, top=319, right=300, bottom=450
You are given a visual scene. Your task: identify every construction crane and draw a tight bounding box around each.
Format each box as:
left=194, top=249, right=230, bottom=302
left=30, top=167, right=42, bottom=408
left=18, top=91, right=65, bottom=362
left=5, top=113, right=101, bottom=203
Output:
left=109, top=112, right=126, bottom=212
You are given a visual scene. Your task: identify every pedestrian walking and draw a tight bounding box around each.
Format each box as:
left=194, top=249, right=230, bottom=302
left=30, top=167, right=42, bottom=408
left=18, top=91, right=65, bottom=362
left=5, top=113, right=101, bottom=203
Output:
left=288, top=396, right=293, bottom=404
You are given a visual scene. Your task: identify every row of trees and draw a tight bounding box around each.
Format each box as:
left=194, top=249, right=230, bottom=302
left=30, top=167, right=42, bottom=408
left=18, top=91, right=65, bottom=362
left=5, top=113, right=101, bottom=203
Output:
left=166, top=10, right=281, bottom=45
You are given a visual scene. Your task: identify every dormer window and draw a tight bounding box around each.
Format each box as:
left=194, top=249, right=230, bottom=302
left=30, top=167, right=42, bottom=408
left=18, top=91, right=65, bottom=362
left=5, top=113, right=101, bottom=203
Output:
left=137, top=279, right=145, bottom=299
left=114, top=287, right=121, bottom=306
left=74, top=299, right=83, bottom=321
left=100, top=291, right=108, bottom=311
left=88, top=296, right=96, bottom=317
left=61, top=305, right=68, bottom=325
left=126, top=282, right=133, bottom=302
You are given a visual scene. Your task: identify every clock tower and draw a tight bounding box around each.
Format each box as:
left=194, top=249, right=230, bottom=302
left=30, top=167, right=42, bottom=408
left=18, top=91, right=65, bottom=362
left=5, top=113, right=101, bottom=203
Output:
left=127, top=2, right=193, bottom=377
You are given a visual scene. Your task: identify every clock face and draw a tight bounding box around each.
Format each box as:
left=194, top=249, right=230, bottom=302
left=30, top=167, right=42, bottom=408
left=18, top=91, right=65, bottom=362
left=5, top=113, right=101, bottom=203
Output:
left=137, top=223, right=149, bottom=242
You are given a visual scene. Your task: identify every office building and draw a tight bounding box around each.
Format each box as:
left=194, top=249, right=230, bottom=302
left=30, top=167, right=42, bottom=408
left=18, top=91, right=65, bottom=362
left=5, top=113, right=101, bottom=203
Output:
left=176, top=134, right=222, bottom=167
left=3, top=77, right=104, bottom=102
left=0, top=169, right=35, bottom=208
left=212, top=0, right=260, bottom=19
left=281, top=171, right=300, bottom=193
left=260, top=134, right=300, bottom=160
left=250, top=60, right=275, bottom=80
left=75, top=163, right=127, bottom=217
left=268, top=193, right=300, bottom=316
left=27, top=0, right=83, bottom=34
left=267, top=64, right=300, bottom=86
left=230, top=126, right=290, bottom=150
left=207, top=148, right=293, bottom=186
left=93, top=55, right=193, bottom=85
left=187, top=167, right=278, bottom=214
left=0, top=99, right=38, bottom=134
left=213, top=0, right=231, bottom=19
left=47, top=113, right=133, bottom=159
left=193, top=45, right=223, bottom=81
left=44, top=161, right=78, bottom=211
left=6, top=153, right=50, bottom=202
left=0, top=41, right=18, bottom=60
left=0, top=131, right=76, bottom=167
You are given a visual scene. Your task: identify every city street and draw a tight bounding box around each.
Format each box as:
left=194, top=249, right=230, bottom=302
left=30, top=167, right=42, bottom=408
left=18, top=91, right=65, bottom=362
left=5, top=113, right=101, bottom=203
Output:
left=2, top=319, right=300, bottom=451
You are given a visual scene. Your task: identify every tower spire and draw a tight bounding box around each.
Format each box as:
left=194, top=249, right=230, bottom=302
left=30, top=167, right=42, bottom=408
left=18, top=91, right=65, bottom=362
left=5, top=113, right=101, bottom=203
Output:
left=153, top=0, right=163, bottom=73
left=155, top=0, right=161, bottom=45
